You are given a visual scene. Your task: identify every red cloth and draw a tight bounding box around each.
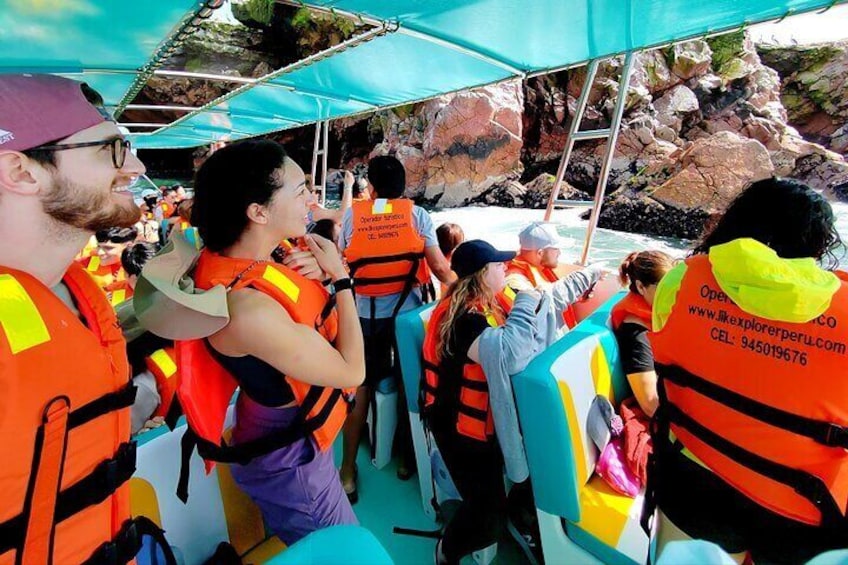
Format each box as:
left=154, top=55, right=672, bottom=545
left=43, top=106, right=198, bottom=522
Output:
left=620, top=397, right=652, bottom=485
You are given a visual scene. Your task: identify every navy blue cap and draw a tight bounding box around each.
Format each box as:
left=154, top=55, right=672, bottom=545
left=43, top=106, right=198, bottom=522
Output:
left=451, top=240, right=516, bottom=278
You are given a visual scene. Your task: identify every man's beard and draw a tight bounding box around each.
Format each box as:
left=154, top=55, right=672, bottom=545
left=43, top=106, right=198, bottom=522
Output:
left=40, top=173, right=140, bottom=232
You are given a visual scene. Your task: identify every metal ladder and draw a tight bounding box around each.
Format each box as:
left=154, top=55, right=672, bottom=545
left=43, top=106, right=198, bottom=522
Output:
left=310, top=120, right=330, bottom=206
left=543, top=51, right=636, bottom=264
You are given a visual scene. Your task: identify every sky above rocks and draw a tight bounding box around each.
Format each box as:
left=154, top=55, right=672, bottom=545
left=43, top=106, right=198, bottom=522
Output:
left=750, top=5, right=848, bottom=45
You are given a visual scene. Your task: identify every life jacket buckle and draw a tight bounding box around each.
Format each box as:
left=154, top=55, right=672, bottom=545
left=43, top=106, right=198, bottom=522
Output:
left=824, top=424, right=848, bottom=448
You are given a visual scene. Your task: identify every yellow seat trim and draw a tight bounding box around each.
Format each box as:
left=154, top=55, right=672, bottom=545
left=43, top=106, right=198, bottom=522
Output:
left=0, top=274, right=51, bottom=354
left=87, top=255, right=101, bottom=272
left=262, top=266, right=300, bottom=303
left=557, top=380, right=588, bottom=485
left=590, top=345, right=613, bottom=404
left=130, top=477, right=163, bottom=528
left=575, top=475, right=634, bottom=548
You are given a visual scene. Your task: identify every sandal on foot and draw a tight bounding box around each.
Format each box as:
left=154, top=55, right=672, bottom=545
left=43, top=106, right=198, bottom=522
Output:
left=341, top=464, right=358, bottom=504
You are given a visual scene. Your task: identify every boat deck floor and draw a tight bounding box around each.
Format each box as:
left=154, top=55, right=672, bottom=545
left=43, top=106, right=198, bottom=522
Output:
left=336, top=440, right=529, bottom=564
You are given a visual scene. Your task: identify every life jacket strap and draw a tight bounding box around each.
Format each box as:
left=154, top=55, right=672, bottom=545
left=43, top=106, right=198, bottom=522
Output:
left=176, top=390, right=343, bottom=503
left=456, top=403, right=488, bottom=422
left=163, top=395, right=183, bottom=431
left=459, top=377, right=488, bottom=392
left=660, top=364, right=848, bottom=449
left=68, top=382, right=137, bottom=429
left=0, top=442, right=137, bottom=555
left=347, top=251, right=425, bottom=271
left=81, top=516, right=176, bottom=565
left=665, top=401, right=846, bottom=527
left=20, top=396, right=70, bottom=565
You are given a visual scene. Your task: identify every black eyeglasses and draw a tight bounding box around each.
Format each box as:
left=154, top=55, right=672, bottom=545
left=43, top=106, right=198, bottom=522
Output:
left=36, top=138, right=132, bottom=169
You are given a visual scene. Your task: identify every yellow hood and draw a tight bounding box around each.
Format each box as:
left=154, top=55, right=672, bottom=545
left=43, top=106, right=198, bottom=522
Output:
left=709, top=238, right=840, bottom=323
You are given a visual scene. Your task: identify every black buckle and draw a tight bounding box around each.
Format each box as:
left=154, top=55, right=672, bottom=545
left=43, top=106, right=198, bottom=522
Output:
left=97, top=443, right=137, bottom=503
left=824, top=424, right=848, bottom=448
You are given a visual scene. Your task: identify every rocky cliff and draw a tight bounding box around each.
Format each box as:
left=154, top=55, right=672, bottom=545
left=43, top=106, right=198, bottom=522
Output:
left=135, top=10, right=848, bottom=240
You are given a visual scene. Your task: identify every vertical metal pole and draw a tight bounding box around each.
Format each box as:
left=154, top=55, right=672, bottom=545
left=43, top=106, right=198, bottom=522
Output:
left=310, top=121, right=321, bottom=193
left=579, top=52, right=635, bottom=265
left=321, top=120, right=329, bottom=207
left=544, top=60, right=601, bottom=222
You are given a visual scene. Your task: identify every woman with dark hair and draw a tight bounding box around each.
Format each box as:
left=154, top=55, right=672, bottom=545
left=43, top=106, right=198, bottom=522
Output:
left=611, top=250, right=676, bottom=416
left=692, top=177, right=842, bottom=266
left=184, top=140, right=365, bottom=544
left=651, top=177, right=848, bottom=564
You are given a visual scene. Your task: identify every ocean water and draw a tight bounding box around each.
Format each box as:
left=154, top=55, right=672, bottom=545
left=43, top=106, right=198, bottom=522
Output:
left=431, top=201, right=848, bottom=268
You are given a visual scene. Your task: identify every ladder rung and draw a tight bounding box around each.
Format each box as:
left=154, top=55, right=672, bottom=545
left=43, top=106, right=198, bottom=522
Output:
left=554, top=199, right=594, bottom=208
left=572, top=129, right=611, bottom=141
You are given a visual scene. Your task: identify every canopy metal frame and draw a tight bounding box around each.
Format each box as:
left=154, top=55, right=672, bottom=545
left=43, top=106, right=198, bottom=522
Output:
left=544, top=52, right=637, bottom=265
left=311, top=120, right=330, bottom=207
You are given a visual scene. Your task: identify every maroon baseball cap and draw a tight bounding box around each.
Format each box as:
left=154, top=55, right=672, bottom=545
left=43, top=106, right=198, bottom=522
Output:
left=0, top=74, right=110, bottom=152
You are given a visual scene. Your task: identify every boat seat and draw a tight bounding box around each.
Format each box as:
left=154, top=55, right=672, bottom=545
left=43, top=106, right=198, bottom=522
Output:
left=367, top=376, right=399, bottom=470
left=396, top=303, right=440, bottom=519
left=513, top=291, right=650, bottom=565
left=216, top=428, right=287, bottom=562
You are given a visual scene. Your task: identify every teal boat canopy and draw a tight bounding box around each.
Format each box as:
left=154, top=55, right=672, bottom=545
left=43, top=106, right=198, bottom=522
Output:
left=2, top=0, right=845, bottom=149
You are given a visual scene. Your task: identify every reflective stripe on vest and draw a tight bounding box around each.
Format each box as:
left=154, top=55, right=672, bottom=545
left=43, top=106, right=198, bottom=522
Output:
left=652, top=254, right=848, bottom=526
left=146, top=348, right=178, bottom=420
left=86, top=255, right=101, bottom=273
left=0, top=274, right=51, bottom=354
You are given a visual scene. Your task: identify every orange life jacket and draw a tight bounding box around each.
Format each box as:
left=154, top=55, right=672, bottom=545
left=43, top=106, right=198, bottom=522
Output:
left=610, top=291, right=653, bottom=331
left=157, top=201, right=174, bottom=219
left=506, top=258, right=578, bottom=328
left=145, top=347, right=179, bottom=420
left=79, top=255, right=126, bottom=292
left=652, top=255, right=848, bottom=527
left=421, top=295, right=506, bottom=442
left=344, top=198, right=432, bottom=299
left=174, top=250, right=354, bottom=499
left=104, top=278, right=134, bottom=308
left=0, top=263, right=166, bottom=564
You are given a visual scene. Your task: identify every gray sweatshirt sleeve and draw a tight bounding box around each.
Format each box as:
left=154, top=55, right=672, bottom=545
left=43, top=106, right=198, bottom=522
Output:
left=550, top=265, right=604, bottom=315
left=494, top=291, right=543, bottom=374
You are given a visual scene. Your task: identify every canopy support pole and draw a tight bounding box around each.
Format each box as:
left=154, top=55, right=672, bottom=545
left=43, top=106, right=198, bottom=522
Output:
left=579, top=52, right=635, bottom=265
left=311, top=120, right=330, bottom=207
left=543, top=52, right=636, bottom=265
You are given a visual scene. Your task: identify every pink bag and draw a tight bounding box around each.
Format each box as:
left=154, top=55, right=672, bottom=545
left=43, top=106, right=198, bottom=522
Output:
left=595, top=437, right=642, bottom=497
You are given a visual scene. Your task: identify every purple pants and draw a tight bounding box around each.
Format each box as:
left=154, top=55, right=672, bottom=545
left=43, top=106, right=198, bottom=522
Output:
left=230, top=394, right=358, bottom=545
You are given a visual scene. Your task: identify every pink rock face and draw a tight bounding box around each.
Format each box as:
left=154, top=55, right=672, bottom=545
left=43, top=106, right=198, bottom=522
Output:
left=374, top=80, right=524, bottom=206
left=651, top=131, right=775, bottom=212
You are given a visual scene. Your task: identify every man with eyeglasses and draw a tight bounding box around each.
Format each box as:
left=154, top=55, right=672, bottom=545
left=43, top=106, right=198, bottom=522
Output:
left=0, top=74, right=173, bottom=563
